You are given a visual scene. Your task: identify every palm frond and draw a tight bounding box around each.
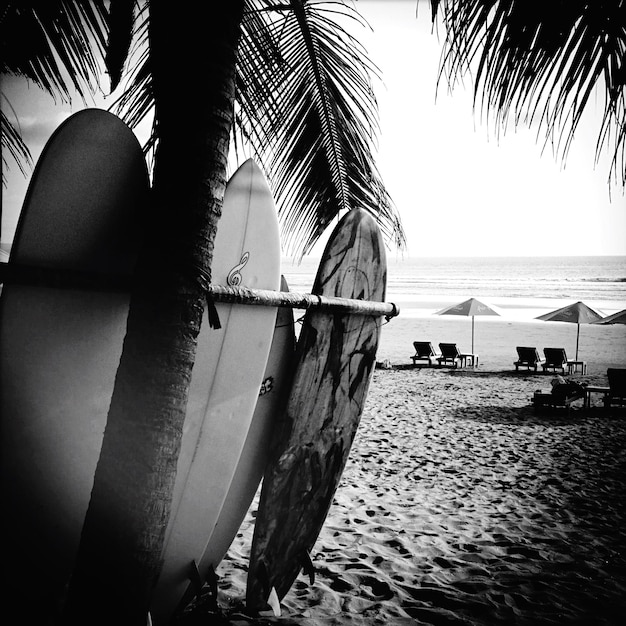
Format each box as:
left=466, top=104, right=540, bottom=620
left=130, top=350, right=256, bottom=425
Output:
left=1, top=1, right=108, bottom=99
left=112, top=1, right=405, bottom=255
left=430, top=0, right=626, bottom=188
left=238, top=0, right=405, bottom=256
left=1, top=1, right=109, bottom=181
left=105, top=0, right=136, bottom=91
left=110, top=3, right=156, bottom=157
left=1, top=107, right=32, bottom=184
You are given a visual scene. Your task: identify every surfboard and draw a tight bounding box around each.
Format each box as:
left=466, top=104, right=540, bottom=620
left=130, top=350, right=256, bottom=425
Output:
left=245, top=208, right=387, bottom=613
left=149, top=159, right=281, bottom=624
left=171, top=276, right=296, bottom=616
left=197, top=276, right=295, bottom=571
left=0, top=109, right=150, bottom=621
left=0, top=111, right=281, bottom=624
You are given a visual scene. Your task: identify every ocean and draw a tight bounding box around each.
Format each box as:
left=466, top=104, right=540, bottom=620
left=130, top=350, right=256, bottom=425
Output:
left=279, top=255, right=626, bottom=371
left=281, top=255, right=626, bottom=321
left=1, top=246, right=624, bottom=368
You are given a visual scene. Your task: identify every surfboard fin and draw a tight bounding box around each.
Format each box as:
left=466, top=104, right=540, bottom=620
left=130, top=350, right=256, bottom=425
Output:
left=189, top=559, right=203, bottom=597
left=257, top=559, right=271, bottom=601
left=178, top=561, right=218, bottom=608
left=171, top=560, right=204, bottom=618
left=267, top=587, right=281, bottom=617
left=205, top=565, right=219, bottom=600
left=176, top=561, right=220, bottom=616
left=254, top=562, right=281, bottom=618
left=300, top=550, right=316, bottom=586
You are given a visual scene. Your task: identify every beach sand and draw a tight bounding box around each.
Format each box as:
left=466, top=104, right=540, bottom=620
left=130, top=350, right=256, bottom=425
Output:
left=178, top=316, right=626, bottom=625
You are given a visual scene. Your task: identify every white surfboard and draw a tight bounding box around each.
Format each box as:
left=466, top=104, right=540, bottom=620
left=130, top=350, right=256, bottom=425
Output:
left=194, top=277, right=295, bottom=568
left=149, top=159, right=281, bottom=624
left=169, top=276, right=296, bottom=616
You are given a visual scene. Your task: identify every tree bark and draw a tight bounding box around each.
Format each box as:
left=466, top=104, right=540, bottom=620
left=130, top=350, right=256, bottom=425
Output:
left=62, top=2, right=245, bottom=624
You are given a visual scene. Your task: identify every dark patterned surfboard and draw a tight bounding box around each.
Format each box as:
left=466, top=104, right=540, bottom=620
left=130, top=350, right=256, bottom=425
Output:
left=246, top=208, right=387, bottom=612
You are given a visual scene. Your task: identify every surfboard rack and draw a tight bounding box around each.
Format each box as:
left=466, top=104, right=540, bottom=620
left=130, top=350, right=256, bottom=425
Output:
left=207, top=284, right=399, bottom=319
left=0, top=262, right=400, bottom=319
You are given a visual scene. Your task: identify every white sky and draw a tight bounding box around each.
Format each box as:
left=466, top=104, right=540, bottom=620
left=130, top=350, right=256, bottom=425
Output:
left=2, top=0, right=625, bottom=257
left=354, top=0, right=625, bottom=258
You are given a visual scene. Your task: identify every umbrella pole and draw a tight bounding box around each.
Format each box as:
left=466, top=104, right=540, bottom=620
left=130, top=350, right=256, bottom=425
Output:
left=472, top=316, right=475, bottom=354
left=575, top=323, right=580, bottom=361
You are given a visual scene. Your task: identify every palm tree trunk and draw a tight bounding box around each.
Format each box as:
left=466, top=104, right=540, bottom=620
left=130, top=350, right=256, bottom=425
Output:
left=62, top=3, right=245, bottom=624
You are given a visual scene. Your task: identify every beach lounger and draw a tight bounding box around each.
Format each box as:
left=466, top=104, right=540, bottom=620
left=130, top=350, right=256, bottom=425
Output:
left=604, top=368, right=626, bottom=409
left=437, top=343, right=461, bottom=368
left=514, top=346, right=544, bottom=372
left=532, top=378, right=585, bottom=414
left=410, top=341, right=440, bottom=366
left=541, top=348, right=572, bottom=374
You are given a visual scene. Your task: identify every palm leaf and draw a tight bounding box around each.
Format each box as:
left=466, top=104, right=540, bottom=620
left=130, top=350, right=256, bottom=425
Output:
left=1, top=1, right=109, bottom=180
left=105, top=0, right=135, bottom=91
left=109, top=3, right=156, bottom=159
left=430, top=0, right=626, bottom=187
left=113, top=0, right=405, bottom=257
left=1, top=2, right=108, bottom=99
left=1, top=108, right=32, bottom=184
left=238, top=0, right=405, bottom=255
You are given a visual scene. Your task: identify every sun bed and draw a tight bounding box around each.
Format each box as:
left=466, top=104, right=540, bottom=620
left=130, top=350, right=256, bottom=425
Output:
left=514, top=346, right=544, bottom=372
left=532, top=378, right=585, bottom=414
left=410, top=341, right=440, bottom=366
left=604, top=368, right=626, bottom=409
left=437, top=343, right=461, bottom=368
left=541, top=348, right=572, bottom=374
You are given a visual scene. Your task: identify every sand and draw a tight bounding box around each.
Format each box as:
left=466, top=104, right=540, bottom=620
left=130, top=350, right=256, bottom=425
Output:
left=177, top=316, right=626, bottom=625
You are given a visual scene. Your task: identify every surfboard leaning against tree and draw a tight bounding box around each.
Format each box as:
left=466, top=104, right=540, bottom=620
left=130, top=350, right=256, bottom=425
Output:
left=1, top=2, right=403, bottom=624
left=2, top=1, right=624, bottom=624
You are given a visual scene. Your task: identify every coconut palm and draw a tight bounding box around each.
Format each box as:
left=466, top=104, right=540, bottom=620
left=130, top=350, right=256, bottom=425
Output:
left=2, top=1, right=625, bottom=623
left=2, top=1, right=403, bottom=623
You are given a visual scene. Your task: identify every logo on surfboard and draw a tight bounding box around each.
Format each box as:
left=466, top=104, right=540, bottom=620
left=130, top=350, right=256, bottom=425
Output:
left=259, top=376, right=274, bottom=397
left=227, top=252, right=250, bottom=286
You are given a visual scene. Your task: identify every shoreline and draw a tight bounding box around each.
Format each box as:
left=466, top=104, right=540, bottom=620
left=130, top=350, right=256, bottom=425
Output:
left=389, top=295, right=626, bottom=317
left=375, top=311, right=626, bottom=377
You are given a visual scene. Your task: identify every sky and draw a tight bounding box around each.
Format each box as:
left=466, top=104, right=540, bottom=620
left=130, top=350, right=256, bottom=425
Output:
left=2, top=0, right=625, bottom=257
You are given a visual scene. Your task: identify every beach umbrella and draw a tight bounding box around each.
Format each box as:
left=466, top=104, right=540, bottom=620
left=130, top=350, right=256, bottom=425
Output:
left=535, top=301, right=603, bottom=360
left=435, top=297, right=501, bottom=354
left=592, top=308, right=626, bottom=325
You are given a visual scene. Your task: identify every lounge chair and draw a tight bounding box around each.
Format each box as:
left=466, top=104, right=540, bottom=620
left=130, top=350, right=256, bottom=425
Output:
left=604, top=368, right=626, bottom=408
left=437, top=343, right=461, bottom=368
left=514, top=347, right=544, bottom=372
left=541, top=348, right=572, bottom=374
left=532, top=378, right=585, bottom=414
left=410, top=341, right=440, bottom=366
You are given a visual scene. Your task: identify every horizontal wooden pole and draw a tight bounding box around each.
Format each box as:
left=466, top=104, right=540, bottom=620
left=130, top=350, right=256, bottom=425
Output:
left=0, top=262, right=399, bottom=318
left=208, top=284, right=399, bottom=318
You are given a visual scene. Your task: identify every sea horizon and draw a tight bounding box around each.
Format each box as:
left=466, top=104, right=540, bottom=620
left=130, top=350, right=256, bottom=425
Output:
left=2, top=245, right=625, bottom=319
left=281, top=254, right=626, bottom=322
